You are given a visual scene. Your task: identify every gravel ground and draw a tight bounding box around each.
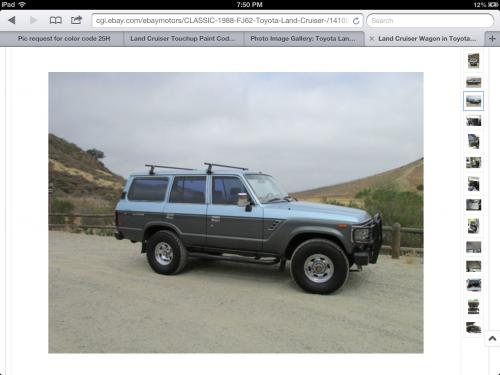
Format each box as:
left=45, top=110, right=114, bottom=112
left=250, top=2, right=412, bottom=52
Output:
left=49, top=231, right=423, bottom=353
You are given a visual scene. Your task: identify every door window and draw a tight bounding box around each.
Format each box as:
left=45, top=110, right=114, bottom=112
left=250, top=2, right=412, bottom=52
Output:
left=169, top=176, right=207, bottom=204
left=212, top=176, right=248, bottom=205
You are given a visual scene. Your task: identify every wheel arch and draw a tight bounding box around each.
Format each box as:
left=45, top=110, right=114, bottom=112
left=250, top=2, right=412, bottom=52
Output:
left=284, top=231, right=347, bottom=260
left=141, top=222, right=181, bottom=252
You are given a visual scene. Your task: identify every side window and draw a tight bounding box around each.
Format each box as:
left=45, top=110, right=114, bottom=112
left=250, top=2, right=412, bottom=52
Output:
left=169, top=176, right=207, bottom=204
left=127, top=178, right=169, bottom=202
left=212, top=176, right=248, bottom=205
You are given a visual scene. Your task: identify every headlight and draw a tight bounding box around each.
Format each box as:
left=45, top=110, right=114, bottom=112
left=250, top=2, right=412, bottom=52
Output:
left=353, top=227, right=371, bottom=242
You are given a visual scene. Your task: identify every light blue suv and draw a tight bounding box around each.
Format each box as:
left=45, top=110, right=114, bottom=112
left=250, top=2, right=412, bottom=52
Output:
left=115, top=163, right=382, bottom=294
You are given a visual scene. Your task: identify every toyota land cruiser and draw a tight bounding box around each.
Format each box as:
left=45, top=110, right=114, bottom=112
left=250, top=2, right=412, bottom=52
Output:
left=114, top=163, right=382, bottom=294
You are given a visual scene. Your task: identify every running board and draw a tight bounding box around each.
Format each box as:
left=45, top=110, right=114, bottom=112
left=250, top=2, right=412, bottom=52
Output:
left=189, top=252, right=280, bottom=265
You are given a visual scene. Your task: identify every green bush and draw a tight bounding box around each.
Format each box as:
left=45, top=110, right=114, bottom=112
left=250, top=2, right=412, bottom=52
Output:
left=327, top=184, right=423, bottom=248
left=355, top=188, right=371, bottom=199
left=362, top=185, right=423, bottom=247
left=50, top=199, right=74, bottom=225
left=51, top=198, right=74, bottom=213
left=363, top=186, right=423, bottom=229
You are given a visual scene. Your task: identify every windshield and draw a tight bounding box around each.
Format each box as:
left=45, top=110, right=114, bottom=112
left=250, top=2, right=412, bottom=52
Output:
left=245, top=174, right=290, bottom=204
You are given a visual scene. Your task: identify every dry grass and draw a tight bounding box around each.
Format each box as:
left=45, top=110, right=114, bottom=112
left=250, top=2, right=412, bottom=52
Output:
left=403, top=256, right=415, bottom=265
left=293, top=158, right=423, bottom=202
left=50, top=159, right=122, bottom=189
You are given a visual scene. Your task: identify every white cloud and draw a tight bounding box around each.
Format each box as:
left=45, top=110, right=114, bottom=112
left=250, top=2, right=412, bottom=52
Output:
left=49, top=72, right=423, bottom=192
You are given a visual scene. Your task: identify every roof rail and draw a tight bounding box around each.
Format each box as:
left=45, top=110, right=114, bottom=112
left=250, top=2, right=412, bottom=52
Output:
left=145, top=164, right=195, bottom=175
left=204, top=162, right=248, bottom=174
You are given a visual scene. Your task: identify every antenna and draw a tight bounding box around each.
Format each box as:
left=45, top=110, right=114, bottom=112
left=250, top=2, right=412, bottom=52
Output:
left=204, top=162, right=248, bottom=174
left=145, top=164, right=195, bottom=175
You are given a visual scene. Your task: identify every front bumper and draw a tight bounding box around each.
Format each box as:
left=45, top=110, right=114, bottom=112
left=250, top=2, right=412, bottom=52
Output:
left=352, top=213, right=383, bottom=266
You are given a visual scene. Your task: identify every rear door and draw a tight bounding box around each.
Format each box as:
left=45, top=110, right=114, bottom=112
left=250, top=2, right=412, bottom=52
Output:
left=206, top=175, right=263, bottom=252
left=116, top=176, right=170, bottom=241
left=163, top=175, right=208, bottom=247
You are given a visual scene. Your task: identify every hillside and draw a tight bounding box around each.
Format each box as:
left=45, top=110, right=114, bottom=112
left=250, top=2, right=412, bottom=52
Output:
left=49, top=134, right=125, bottom=212
left=293, top=158, right=423, bottom=204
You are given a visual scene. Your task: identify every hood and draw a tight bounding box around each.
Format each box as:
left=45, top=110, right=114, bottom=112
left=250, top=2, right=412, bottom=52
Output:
left=264, top=201, right=372, bottom=224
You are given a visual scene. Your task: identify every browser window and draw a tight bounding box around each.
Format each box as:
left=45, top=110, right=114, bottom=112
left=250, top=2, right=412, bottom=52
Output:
left=1, top=1, right=500, bottom=375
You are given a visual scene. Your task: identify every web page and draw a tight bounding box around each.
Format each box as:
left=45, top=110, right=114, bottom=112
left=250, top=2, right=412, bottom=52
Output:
left=1, top=1, right=500, bottom=375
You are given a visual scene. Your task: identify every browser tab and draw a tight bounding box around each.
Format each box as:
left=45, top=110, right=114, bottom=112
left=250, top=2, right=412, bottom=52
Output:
left=244, top=31, right=364, bottom=46
left=124, top=31, right=243, bottom=46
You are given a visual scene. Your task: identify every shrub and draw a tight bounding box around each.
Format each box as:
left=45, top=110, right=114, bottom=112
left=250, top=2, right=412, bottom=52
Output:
left=363, top=184, right=423, bottom=229
left=355, top=188, right=371, bottom=199
left=327, top=184, right=423, bottom=248
left=86, top=148, right=105, bottom=159
left=50, top=199, right=75, bottom=225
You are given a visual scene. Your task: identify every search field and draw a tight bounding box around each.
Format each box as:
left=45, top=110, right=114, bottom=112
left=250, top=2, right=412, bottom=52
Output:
left=367, top=13, right=494, bottom=28
left=92, top=13, right=363, bottom=28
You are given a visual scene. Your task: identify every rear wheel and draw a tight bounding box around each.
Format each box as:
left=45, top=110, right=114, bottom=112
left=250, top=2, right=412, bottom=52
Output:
left=290, top=239, right=349, bottom=294
left=146, top=230, right=187, bottom=275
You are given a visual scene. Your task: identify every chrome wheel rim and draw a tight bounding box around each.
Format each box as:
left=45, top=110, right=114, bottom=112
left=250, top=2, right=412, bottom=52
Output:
left=154, top=242, right=174, bottom=266
left=304, top=253, right=334, bottom=283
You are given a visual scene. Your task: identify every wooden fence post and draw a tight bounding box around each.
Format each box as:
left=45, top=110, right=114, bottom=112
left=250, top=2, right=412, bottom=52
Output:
left=391, top=222, right=401, bottom=259
left=64, top=215, right=69, bottom=232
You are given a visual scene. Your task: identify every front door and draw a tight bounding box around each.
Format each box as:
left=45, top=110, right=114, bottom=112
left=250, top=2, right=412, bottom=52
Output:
left=206, top=175, right=263, bottom=252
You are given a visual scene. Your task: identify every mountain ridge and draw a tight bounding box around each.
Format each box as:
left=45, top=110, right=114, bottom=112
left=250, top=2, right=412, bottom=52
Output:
left=293, top=158, right=423, bottom=203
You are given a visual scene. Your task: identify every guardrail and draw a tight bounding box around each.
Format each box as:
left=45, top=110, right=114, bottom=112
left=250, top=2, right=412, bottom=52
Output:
left=49, top=213, right=423, bottom=258
left=382, top=223, right=423, bottom=258
left=49, top=213, right=115, bottom=231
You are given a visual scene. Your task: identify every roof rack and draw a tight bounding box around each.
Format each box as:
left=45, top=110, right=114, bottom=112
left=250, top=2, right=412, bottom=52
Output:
left=204, top=162, right=248, bottom=174
left=145, top=164, right=195, bottom=175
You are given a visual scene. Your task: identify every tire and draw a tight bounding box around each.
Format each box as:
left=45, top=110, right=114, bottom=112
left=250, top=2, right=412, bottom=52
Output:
left=146, top=230, right=187, bottom=275
left=290, top=239, right=349, bottom=294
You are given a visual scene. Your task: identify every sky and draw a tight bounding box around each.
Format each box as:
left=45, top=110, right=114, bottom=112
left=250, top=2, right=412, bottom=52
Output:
left=49, top=72, right=423, bottom=192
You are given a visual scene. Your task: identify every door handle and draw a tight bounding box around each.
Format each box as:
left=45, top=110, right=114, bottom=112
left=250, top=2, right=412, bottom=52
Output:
left=211, top=216, right=221, bottom=222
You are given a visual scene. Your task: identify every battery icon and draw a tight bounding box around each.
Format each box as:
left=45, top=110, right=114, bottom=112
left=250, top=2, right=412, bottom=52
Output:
left=488, top=2, right=499, bottom=7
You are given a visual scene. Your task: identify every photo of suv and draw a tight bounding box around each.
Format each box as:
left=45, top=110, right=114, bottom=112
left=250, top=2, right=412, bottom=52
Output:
left=115, top=163, right=382, bottom=294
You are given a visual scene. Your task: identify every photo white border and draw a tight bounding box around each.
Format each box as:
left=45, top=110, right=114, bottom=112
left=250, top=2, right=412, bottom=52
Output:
left=4, top=46, right=464, bottom=375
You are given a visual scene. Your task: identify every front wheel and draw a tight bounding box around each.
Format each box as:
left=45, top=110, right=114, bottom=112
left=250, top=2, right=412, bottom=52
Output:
left=290, top=239, right=349, bottom=294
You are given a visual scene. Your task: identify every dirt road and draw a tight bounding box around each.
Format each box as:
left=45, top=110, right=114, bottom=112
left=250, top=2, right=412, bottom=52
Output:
left=49, top=231, right=423, bottom=353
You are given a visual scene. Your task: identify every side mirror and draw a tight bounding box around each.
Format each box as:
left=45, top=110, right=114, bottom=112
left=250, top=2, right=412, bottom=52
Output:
left=237, top=192, right=252, bottom=211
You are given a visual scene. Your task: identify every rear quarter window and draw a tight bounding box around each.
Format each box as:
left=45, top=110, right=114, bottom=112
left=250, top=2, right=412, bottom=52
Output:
left=127, top=177, right=169, bottom=201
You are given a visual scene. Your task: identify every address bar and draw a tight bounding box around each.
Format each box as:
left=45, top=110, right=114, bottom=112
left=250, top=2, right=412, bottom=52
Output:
left=92, top=13, right=363, bottom=28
